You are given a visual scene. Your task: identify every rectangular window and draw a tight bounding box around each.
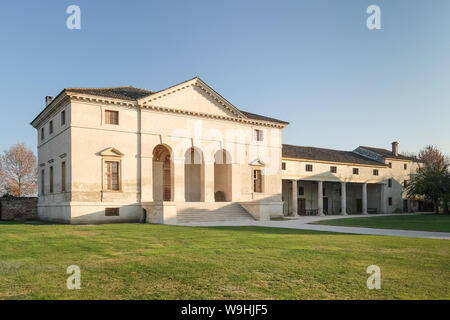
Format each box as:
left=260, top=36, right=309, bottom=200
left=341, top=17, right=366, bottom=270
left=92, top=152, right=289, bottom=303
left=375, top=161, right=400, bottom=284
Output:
left=49, top=166, right=54, bottom=193
left=403, top=180, right=408, bottom=188
left=353, top=168, right=359, bottom=175
left=49, top=121, right=53, bottom=134
left=61, top=161, right=66, bottom=192
left=281, top=162, right=286, bottom=170
left=61, top=110, right=66, bottom=126
left=298, top=186, right=304, bottom=196
left=388, top=179, right=392, bottom=188
left=373, top=169, right=379, bottom=176
left=404, top=163, right=407, bottom=170
left=254, top=129, right=264, bottom=142
left=41, top=169, right=45, bottom=195
left=330, top=166, right=337, bottom=173
left=388, top=197, right=393, bottom=206
left=388, top=162, right=392, bottom=168
left=105, top=110, right=119, bottom=125
left=323, top=187, right=326, bottom=196
left=41, top=127, right=45, bottom=140
left=106, top=161, right=120, bottom=191
left=105, top=208, right=119, bottom=216
left=253, top=169, right=263, bottom=193
left=306, top=164, right=313, bottom=172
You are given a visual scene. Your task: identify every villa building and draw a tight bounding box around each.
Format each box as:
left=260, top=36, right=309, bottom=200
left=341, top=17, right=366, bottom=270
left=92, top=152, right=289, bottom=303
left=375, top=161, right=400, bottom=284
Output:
left=281, top=143, right=420, bottom=216
left=31, top=78, right=420, bottom=224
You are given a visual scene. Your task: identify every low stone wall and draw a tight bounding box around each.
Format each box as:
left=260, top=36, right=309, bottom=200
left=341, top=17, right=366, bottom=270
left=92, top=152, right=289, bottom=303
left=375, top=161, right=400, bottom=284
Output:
left=0, top=197, right=38, bottom=221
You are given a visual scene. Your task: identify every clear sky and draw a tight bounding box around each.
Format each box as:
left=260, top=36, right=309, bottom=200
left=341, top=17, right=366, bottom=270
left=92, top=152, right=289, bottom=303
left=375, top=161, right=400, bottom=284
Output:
left=0, top=0, right=449, bottom=155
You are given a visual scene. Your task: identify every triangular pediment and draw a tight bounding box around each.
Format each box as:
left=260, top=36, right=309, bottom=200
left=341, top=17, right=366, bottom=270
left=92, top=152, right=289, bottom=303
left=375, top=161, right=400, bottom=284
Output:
left=249, top=159, right=266, bottom=166
left=100, top=147, right=124, bottom=157
left=138, top=78, right=245, bottom=119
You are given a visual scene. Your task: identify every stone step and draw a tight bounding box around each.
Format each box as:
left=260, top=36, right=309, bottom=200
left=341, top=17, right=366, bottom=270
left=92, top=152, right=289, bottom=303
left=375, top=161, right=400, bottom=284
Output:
left=176, top=202, right=254, bottom=223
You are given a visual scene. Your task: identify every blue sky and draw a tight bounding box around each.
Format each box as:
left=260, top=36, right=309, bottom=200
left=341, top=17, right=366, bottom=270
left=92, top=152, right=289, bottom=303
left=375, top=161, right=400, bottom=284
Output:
left=0, top=0, right=449, bottom=155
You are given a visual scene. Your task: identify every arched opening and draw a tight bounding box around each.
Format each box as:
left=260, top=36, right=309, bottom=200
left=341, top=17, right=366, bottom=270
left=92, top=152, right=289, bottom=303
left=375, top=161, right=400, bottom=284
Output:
left=153, top=144, right=172, bottom=201
left=214, top=149, right=232, bottom=202
left=185, top=147, right=204, bottom=202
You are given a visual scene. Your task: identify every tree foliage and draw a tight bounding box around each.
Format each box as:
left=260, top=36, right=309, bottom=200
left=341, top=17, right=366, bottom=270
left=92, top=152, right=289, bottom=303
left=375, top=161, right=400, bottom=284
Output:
left=406, top=145, right=450, bottom=213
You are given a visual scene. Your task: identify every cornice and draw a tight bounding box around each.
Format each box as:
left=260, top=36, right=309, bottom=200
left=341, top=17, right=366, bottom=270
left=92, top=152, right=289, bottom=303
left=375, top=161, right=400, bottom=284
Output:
left=67, top=93, right=137, bottom=108
left=139, top=103, right=286, bottom=128
left=66, top=92, right=286, bottom=128
left=30, top=92, right=70, bottom=128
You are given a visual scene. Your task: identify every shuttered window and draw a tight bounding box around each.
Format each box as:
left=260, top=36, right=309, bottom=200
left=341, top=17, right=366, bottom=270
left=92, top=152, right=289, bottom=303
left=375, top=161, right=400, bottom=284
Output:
left=61, top=161, right=66, bottom=192
left=105, top=110, right=119, bottom=125
left=106, top=161, right=120, bottom=191
left=254, top=129, right=264, bottom=142
left=253, top=169, right=263, bottom=193
left=41, top=169, right=45, bottom=195
left=49, top=166, right=54, bottom=193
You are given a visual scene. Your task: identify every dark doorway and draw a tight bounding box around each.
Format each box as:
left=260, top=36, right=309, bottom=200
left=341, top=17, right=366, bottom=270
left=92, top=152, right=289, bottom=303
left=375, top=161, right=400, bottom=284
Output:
left=403, top=199, right=408, bottom=213
left=323, top=197, right=329, bottom=214
left=356, top=199, right=362, bottom=213
left=298, top=198, right=305, bottom=215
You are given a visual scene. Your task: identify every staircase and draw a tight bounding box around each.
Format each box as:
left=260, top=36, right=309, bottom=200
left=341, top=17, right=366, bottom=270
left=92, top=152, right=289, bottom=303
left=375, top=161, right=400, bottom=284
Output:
left=177, top=202, right=255, bottom=223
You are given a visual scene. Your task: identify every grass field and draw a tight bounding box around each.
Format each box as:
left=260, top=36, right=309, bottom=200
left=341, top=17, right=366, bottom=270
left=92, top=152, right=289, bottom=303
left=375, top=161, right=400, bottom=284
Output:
left=0, top=221, right=449, bottom=300
left=312, top=214, right=450, bottom=232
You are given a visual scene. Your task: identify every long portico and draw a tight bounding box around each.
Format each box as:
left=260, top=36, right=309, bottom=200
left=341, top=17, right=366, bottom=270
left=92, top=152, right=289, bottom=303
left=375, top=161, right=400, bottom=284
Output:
left=282, top=179, right=386, bottom=216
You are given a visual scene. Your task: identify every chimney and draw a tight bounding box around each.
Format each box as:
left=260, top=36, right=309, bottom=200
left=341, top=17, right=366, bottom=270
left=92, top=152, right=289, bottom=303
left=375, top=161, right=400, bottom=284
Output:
left=392, top=141, right=399, bottom=157
left=45, top=96, right=53, bottom=106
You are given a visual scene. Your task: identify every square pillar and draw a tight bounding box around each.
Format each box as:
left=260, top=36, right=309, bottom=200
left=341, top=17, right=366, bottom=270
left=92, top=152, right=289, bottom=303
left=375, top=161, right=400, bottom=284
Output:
left=140, top=155, right=153, bottom=202
left=291, top=180, right=298, bottom=216
left=173, top=157, right=185, bottom=202
left=318, top=181, right=324, bottom=216
left=380, top=183, right=387, bottom=214
left=362, top=183, right=368, bottom=214
left=204, top=160, right=215, bottom=202
left=341, top=182, right=347, bottom=215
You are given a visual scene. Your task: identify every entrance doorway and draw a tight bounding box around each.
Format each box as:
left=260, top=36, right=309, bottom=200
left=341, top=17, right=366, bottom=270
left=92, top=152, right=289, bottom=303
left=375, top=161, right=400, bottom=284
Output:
left=298, top=198, right=305, bottom=215
left=403, top=199, right=408, bottom=213
left=323, top=197, right=329, bottom=215
left=356, top=199, right=362, bottom=213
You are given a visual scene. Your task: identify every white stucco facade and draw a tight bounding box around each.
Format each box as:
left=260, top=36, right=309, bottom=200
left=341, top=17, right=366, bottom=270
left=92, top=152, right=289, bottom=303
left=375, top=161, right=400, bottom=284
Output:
left=31, top=78, right=286, bottom=224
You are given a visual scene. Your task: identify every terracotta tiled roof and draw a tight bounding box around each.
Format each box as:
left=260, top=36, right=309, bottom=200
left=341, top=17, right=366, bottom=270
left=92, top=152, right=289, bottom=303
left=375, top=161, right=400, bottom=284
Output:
left=66, top=86, right=153, bottom=101
left=240, top=110, right=289, bottom=125
left=282, top=144, right=386, bottom=166
left=358, top=146, right=415, bottom=161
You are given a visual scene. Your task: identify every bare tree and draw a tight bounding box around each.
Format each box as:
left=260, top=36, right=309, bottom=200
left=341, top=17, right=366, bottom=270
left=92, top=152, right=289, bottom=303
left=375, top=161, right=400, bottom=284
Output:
left=0, top=143, right=37, bottom=197
left=418, top=145, right=449, bottom=170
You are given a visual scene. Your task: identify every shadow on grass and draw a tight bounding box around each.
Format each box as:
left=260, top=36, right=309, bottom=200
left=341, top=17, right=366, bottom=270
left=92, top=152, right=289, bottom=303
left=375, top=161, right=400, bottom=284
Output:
left=0, top=220, right=60, bottom=226
left=187, top=225, right=357, bottom=236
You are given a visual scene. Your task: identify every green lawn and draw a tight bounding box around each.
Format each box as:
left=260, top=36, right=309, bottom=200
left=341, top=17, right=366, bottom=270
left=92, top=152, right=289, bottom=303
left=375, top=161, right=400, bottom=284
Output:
left=0, top=221, right=449, bottom=300
left=312, top=214, right=450, bottom=232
